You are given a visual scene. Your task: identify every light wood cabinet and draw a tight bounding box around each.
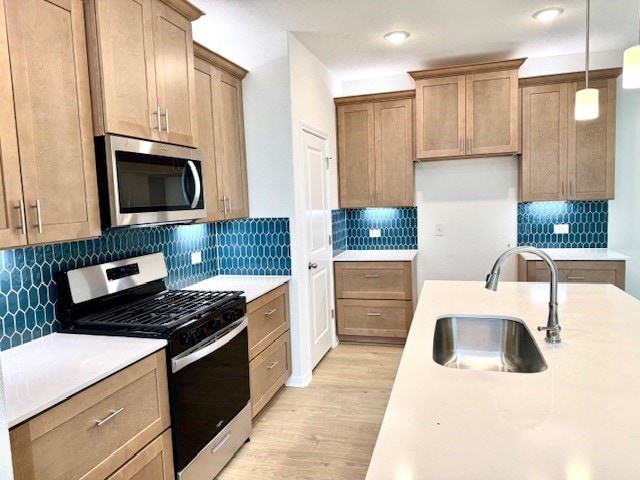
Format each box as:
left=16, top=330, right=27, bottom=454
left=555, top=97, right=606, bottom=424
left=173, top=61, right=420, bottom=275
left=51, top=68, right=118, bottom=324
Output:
left=334, top=260, right=417, bottom=343
left=247, top=284, right=291, bottom=418
left=518, top=257, right=626, bottom=290
left=520, top=69, right=619, bottom=202
left=84, top=0, right=202, bottom=147
left=0, top=0, right=101, bottom=249
left=336, top=91, right=414, bottom=208
left=10, top=350, right=171, bottom=480
left=411, top=59, right=524, bottom=160
left=107, top=430, right=174, bottom=480
left=194, top=43, right=249, bottom=221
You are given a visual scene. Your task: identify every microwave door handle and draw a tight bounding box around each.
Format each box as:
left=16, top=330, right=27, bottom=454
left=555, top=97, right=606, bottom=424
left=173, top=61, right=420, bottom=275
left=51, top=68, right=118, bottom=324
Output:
left=185, top=160, right=202, bottom=209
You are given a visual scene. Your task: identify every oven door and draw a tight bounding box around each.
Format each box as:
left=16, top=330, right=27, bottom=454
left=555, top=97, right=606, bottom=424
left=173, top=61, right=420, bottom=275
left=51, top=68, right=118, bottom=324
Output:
left=170, top=317, right=250, bottom=473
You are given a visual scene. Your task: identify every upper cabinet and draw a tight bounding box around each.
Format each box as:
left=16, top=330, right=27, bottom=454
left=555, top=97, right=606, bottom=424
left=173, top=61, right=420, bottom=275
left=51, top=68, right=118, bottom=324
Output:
left=0, top=0, right=101, bottom=249
left=194, top=43, right=249, bottom=221
left=520, top=69, right=619, bottom=202
left=336, top=91, right=414, bottom=208
left=410, top=59, right=524, bottom=160
left=84, top=0, right=202, bottom=147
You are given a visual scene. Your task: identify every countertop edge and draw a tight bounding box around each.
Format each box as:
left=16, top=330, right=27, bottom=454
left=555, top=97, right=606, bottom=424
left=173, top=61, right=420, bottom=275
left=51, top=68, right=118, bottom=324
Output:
left=333, top=249, right=418, bottom=262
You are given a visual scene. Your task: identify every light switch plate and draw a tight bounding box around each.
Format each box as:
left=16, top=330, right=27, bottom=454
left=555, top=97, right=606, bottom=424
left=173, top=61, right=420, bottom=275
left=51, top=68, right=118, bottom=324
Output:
left=369, top=229, right=381, bottom=238
left=191, top=251, right=202, bottom=265
left=435, top=224, right=445, bottom=236
left=554, top=224, right=569, bottom=234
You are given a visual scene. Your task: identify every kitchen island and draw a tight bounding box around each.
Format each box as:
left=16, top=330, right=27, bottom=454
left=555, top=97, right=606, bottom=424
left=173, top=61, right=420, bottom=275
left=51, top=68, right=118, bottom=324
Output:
left=366, top=280, right=640, bottom=480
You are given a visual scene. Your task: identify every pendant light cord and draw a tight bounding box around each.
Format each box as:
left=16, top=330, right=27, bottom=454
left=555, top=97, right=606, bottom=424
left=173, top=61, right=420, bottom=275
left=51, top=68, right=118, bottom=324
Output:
left=585, top=0, right=590, bottom=88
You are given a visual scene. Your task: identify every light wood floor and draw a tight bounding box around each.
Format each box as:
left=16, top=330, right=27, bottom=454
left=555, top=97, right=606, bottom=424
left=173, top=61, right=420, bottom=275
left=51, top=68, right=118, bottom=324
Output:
left=217, top=344, right=403, bottom=480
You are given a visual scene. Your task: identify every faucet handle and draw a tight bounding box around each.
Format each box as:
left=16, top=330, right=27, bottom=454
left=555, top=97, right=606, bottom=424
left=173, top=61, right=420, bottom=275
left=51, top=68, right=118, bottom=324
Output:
left=537, top=325, right=561, bottom=333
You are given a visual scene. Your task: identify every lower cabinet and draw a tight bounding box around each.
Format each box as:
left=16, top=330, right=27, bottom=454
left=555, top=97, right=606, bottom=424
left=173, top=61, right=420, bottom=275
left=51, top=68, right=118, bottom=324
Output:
left=247, top=284, right=292, bottom=418
left=10, top=350, right=171, bottom=480
left=334, top=260, right=417, bottom=343
left=518, top=257, right=626, bottom=290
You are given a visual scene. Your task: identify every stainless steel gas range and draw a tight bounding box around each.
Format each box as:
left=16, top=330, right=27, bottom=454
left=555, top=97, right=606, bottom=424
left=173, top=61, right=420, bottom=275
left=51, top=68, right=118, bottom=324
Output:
left=56, top=252, right=250, bottom=479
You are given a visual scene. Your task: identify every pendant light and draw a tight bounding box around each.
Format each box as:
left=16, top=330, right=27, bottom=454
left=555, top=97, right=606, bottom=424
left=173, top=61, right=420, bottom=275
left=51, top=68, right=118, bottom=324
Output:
left=575, top=0, right=599, bottom=120
left=623, top=0, right=640, bottom=88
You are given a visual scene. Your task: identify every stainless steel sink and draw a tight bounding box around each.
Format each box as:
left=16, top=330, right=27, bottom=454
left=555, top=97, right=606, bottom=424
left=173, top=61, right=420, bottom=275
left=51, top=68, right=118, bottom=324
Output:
left=433, top=315, right=548, bottom=373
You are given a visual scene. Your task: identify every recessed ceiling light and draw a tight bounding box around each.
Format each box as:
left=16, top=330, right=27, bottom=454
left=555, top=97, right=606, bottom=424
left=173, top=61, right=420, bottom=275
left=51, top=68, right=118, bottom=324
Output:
left=533, top=7, right=564, bottom=22
left=384, top=31, right=410, bottom=44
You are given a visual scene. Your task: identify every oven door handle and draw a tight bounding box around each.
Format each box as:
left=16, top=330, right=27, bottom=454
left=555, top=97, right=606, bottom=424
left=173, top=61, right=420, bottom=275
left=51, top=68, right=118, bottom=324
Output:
left=171, top=317, right=247, bottom=373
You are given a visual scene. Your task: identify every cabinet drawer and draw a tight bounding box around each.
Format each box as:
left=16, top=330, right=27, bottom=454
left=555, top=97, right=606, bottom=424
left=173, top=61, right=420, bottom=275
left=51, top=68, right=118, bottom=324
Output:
left=335, top=261, right=412, bottom=300
left=107, top=429, right=173, bottom=480
left=247, top=284, right=289, bottom=360
left=336, top=299, right=413, bottom=338
left=249, top=331, right=291, bottom=418
left=11, top=350, right=170, bottom=480
left=526, top=260, right=625, bottom=290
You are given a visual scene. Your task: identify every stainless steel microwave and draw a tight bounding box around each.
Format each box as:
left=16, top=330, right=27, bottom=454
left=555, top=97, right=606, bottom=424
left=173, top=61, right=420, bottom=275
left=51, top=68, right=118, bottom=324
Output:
left=95, top=134, right=206, bottom=228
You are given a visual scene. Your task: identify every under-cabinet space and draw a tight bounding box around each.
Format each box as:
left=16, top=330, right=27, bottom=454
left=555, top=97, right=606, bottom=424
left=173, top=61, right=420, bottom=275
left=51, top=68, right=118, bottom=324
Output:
left=411, top=58, right=524, bottom=160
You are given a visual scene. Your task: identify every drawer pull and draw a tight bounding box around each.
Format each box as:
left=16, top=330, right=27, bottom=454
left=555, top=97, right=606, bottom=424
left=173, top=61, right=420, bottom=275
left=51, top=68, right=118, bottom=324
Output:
left=364, top=274, right=379, bottom=278
left=567, top=276, right=586, bottom=280
left=211, top=432, right=232, bottom=454
left=264, top=308, right=277, bottom=316
left=95, top=407, right=124, bottom=427
left=366, top=312, right=382, bottom=317
left=267, top=361, right=279, bottom=370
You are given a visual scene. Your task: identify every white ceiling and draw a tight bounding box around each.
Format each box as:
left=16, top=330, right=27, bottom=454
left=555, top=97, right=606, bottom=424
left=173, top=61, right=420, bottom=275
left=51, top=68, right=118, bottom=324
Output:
left=191, top=0, right=639, bottom=82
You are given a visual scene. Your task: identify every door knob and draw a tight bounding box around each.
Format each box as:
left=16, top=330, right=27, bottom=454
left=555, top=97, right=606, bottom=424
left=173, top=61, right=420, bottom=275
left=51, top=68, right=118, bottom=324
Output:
left=308, top=262, right=318, bottom=270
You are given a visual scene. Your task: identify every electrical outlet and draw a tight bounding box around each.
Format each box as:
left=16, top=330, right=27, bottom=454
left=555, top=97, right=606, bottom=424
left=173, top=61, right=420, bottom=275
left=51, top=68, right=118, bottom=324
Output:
left=554, top=224, right=569, bottom=234
left=369, top=229, right=381, bottom=238
left=435, top=224, right=445, bottom=236
left=191, top=251, right=202, bottom=265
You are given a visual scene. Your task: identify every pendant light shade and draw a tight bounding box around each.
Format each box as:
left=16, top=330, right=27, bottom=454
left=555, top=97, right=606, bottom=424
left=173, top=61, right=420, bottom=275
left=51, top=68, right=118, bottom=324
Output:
left=623, top=0, right=640, bottom=90
left=575, top=0, right=599, bottom=120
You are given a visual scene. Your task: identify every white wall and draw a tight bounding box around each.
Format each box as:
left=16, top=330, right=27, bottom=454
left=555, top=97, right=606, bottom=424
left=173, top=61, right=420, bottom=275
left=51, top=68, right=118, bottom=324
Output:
left=609, top=78, right=640, bottom=299
left=415, top=157, right=519, bottom=288
left=286, top=34, right=342, bottom=386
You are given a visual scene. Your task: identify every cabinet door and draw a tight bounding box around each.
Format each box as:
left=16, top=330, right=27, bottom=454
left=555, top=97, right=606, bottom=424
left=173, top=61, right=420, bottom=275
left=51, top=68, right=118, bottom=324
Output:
left=85, top=0, right=159, bottom=141
left=0, top=0, right=26, bottom=248
left=106, top=430, right=174, bottom=480
left=194, top=58, right=225, bottom=222
left=415, top=76, right=465, bottom=159
left=337, top=103, right=375, bottom=207
left=520, top=84, right=568, bottom=202
left=216, top=70, right=249, bottom=219
left=374, top=99, right=414, bottom=207
left=567, top=79, right=616, bottom=200
left=466, top=70, right=520, bottom=156
left=6, top=0, right=101, bottom=245
left=152, top=0, right=197, bottom=147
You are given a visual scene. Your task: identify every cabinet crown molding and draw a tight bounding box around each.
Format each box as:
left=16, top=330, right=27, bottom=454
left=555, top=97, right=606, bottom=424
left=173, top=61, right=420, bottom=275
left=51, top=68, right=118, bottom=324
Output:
left=519, top=68, right=622, bottom=87
left=409, top=58, right=526, bottom=80
left=194, top=42, right=248, bottom=79
left=334, top=90, right=415, bottom=106
left=159, top=0, right=204, bottom=21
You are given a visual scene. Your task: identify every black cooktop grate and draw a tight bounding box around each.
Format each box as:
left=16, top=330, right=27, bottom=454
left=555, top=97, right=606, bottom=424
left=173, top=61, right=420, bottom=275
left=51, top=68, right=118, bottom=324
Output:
left=75, top=290, right=242, bottom=332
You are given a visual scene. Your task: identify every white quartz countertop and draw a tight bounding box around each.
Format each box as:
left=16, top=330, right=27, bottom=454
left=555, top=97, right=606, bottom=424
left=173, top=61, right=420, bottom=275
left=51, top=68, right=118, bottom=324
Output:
left=333, top=249, right=417, bottom=262
left=185, top=275, right=290, bottom=303
left=519, top=247, right=630, bottom=261
left=1, top=333, right=166, bottom=428
left=366, top=280, right=640, bottom=480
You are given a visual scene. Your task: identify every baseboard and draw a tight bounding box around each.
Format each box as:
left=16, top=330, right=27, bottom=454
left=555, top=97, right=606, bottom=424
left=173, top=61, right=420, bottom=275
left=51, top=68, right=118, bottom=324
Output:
left=285, top=371, right=312, bottom=388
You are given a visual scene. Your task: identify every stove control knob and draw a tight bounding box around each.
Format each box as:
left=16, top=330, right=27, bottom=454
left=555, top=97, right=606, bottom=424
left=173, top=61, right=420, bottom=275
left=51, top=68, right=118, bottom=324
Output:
left=181, top=333, right=197, bottom=347
left=196, top=328, right=206, bottom=340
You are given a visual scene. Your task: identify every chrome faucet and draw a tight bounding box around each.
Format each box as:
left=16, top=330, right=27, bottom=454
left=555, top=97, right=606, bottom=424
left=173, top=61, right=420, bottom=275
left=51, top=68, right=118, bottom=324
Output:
left=485, top=246, right=561, bottom=344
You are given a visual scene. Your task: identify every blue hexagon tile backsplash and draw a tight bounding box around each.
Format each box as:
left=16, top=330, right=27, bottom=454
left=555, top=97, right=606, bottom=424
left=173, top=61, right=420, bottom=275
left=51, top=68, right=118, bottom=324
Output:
left=518, top=201, right=608, bottom=248
left=0, top=218, right=291, bottom=351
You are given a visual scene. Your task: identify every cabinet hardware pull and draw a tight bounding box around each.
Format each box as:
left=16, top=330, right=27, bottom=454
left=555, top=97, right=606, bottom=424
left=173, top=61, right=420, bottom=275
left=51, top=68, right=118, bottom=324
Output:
left=267, top=361, right=279, bottom=370
left=567, top=276, right=585, bottom=280
left=561, top=181, right=565, bottom=198
left=32, top=200, right=42, bottom=234
left=164, top=108, right=170, bottom=134
left=222, top=196, right=228, bottom=215
left=153, top=106, right=162, bottom=131
left=15, top=200, right=26, bottom=235
left=95, top=407, right=124, bottom=427
left=569, top=181, right=574, bottom=197
left=367, top=312, right=382, bottom=316
left=228, top=196, right=232, bottom=211
left=364, top=274, right=379, bottom=278
left=264, top=309, right=277, bottom=316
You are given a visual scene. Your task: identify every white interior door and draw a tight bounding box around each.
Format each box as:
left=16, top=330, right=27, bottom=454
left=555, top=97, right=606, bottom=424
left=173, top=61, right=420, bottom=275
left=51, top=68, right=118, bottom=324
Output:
left=303, top=128, right=334, bottom=369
